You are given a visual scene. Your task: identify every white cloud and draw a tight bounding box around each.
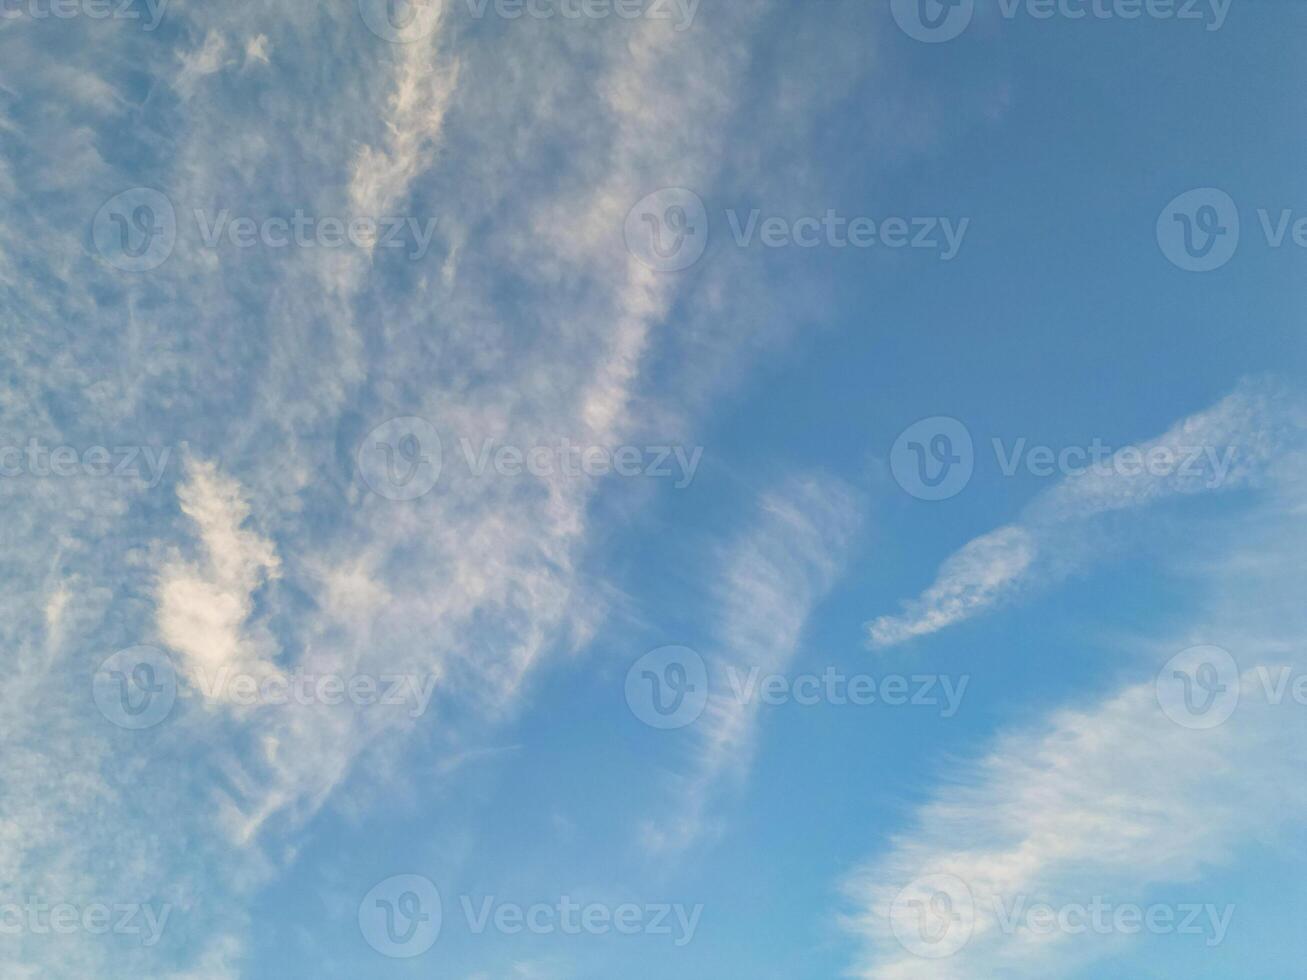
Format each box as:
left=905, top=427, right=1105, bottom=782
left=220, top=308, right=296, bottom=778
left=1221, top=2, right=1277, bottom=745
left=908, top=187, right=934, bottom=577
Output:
left=156, top=458, right=281, bottom=688
left=643, top=475, right=862, bottom=852
left=869, top=525, right=1036, bottom=647
left=0, top=2, right=987, bottom=975
left=869, top=381, right=1301, bottom=648
left=176, top=31, right=231, bottom=98
left=845, top=436, right=1307, bottom=978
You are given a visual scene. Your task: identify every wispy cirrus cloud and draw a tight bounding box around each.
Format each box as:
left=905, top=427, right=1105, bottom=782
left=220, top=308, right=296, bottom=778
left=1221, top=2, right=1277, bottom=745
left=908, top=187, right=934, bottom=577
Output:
left=0, top=2, right=856, bottom=975
left=155, top=457, right=281, bottom=691
left=643, top=474, right=862, bottom=853
left=869, top=379, right=1303, bottom=648
left=0, top=1, right=1012, bottom=975
left=846, top=417, right=1307, bottom=979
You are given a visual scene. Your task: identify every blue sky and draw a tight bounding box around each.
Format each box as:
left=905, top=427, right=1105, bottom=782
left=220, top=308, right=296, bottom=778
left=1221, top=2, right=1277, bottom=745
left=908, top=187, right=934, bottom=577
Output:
left=2, top=1, right=1306, bottom=977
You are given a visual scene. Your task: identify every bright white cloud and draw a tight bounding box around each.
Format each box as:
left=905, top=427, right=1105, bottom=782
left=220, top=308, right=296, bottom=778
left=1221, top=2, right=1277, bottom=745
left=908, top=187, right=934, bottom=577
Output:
left=156, top=458, right=281, bottom=688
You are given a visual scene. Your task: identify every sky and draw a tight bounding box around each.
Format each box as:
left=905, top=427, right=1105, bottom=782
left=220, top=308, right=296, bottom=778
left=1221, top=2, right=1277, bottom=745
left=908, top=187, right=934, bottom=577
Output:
left=1, top=1, right=1306, bottom=978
